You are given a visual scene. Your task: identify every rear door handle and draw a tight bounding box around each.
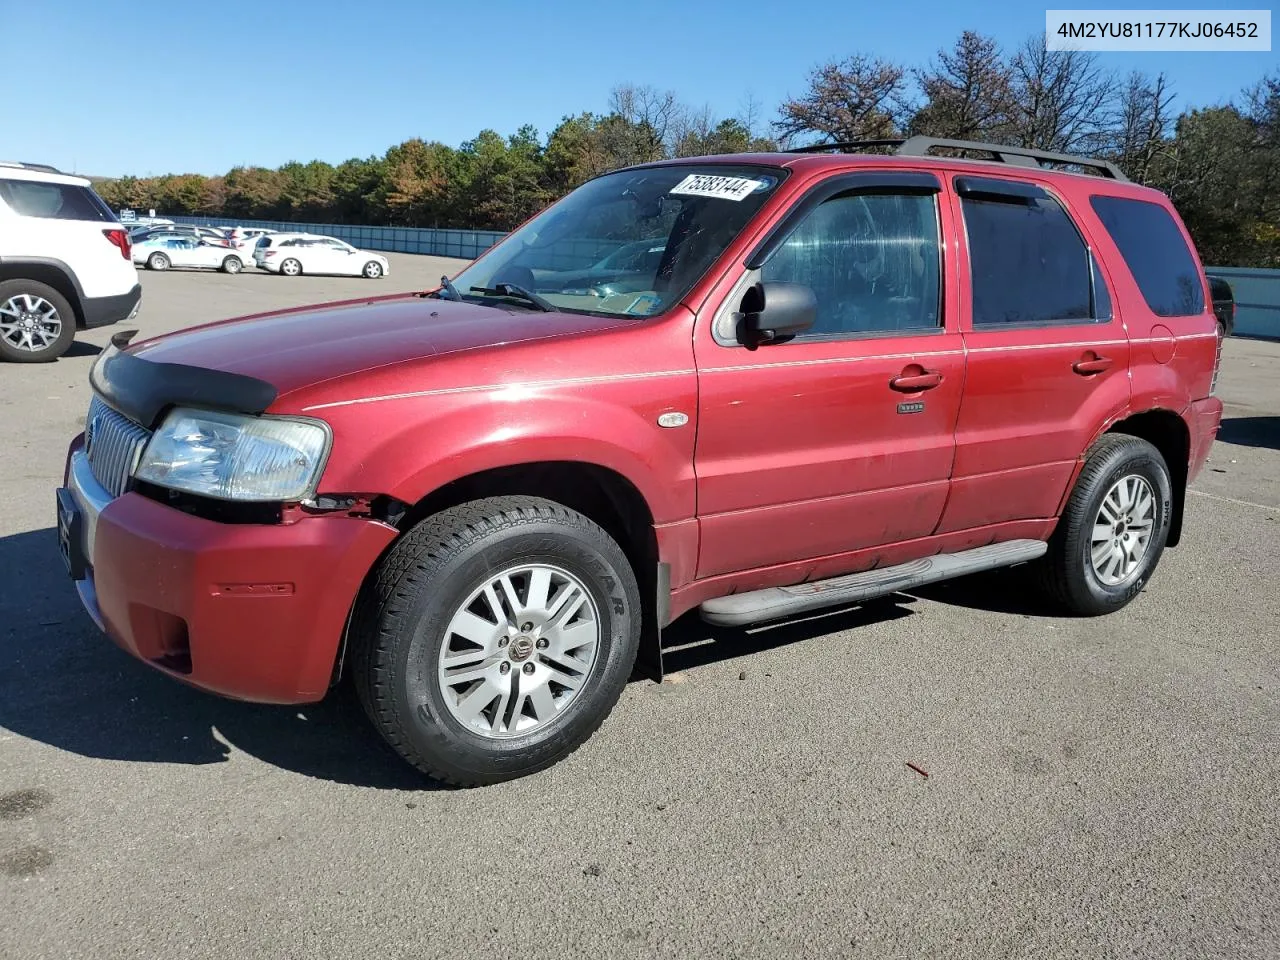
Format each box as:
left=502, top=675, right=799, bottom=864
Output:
left=1072, top=355, right=1113, bottom=375
left=889, top=371, right=944, bottom=392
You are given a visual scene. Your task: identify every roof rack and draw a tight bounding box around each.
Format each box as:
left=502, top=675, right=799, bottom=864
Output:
left=0, top=160, right=67, bottom=174
left=787, top=136, right=1128, bottom=181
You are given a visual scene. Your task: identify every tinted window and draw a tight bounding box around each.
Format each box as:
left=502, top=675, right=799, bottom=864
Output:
left=962, top=192, right=1094, bottom=325
left=760, top=192, right=941, bottom=337
left=1090, top=195, right=1205, bottom=316
left=0, top=179, right=116, bottom=222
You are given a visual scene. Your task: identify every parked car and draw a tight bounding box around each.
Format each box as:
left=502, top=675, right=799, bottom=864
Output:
left=1207, top=274, right=1235, bottom=336
left=133, top=235, right=246, bottom=273
left=58, top=138, right=1224, bottom=785
left=226, top=227, right=271, bottom=261
left=254, top=233, right=389, bottom=278
left=0, top=160, right=140, bottom=361
left=130, top=225, right=231, bottom=247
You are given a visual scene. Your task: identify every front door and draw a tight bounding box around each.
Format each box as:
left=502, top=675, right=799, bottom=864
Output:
left=937, top=175, right=1132, bottom=533
left=693, top=173, right=965, bottom=578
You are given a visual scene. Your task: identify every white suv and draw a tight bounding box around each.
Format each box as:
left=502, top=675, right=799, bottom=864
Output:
left=0, top=162, right=141, bottom=362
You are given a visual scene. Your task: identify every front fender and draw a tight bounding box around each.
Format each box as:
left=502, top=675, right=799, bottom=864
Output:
left=314, top=377, right=699, bottom=525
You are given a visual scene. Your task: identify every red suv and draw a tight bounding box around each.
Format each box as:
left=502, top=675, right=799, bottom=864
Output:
left=57, top=138, right=1223, bottom=785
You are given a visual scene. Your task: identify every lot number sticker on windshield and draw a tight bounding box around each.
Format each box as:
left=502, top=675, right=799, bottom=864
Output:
left=669, top=174, right=765, bottom=202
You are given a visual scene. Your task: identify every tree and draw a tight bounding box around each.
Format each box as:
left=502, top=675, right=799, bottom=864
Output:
left=774, top=55, right=910, bottom=144
left=332, top=156, right=387, bottom=223
left=1009, top=35, right=1112, bottom=153
left=1108, top=71, right=1175, bottom=184
left=380, top=139, right=461, bottom=226
left=277, top=160, right=336, bottom=221
left=910, top=32, right=1017, bottom=141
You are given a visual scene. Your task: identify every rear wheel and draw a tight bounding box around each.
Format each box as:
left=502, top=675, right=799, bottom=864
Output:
left=0, top=280, right=76, bottom=362
left=147, top=252, right=170, bottom=271
left=1034, top=434, right=1172, bottom=615
left=351, top=496, right=642, bottom=786
left=221, top=256, right=242, bottom=274
left=280, top=258, right=302, bottom=276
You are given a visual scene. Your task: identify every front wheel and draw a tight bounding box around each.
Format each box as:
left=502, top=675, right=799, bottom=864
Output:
left=362, top=260, right=383, bottom=279
left=147, top=253, right=170, bottom=271
left=1034, top=434, right=1172, bottom=615
left=221, top=256, right=242, bottom=274
left=351, top=496, right=642, bottom=786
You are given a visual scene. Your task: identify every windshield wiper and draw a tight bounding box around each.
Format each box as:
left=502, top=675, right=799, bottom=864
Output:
left=469, top=283, right=558, bottom=312
left=434, top=275, right=463, bottom=301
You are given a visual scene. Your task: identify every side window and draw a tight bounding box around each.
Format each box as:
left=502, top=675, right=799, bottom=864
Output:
left=759, top=192, right=941, bottom=338
left=0, top=179, right=114, bottom=222
left=960, top=189, right=1096, bottom=325
left=1089, top=195, right=1204, bottom=316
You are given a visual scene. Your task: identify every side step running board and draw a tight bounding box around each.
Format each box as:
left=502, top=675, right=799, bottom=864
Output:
left=698, top=540, right=1048, bottom=627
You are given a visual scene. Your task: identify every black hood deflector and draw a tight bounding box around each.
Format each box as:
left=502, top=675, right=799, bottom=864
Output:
left=91, top=330, right=278, bottom=429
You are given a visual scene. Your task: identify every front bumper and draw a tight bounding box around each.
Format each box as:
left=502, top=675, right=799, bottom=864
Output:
left=59, top=440, right=397, bottom=704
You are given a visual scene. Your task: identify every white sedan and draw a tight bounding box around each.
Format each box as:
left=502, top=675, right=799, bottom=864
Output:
left=254, top=234, right=390, bottom=278
left=134, top=235, right=247, bottom=274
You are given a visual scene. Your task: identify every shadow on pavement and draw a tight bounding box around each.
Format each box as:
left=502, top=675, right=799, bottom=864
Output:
left=0, top=526, right=429, bottom=791
left=62, top=341, right=104, bottom=359
left=658, top=597, right=917, bottom=675
left=1216, top=416, right=1280, bottom=451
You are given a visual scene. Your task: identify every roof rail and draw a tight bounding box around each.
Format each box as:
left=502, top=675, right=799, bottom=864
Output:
left=786, top=136, right=1128, bottom=181
left=0, top=160, right=66, bottom=174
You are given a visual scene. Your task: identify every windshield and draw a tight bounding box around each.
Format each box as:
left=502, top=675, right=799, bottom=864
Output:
left=449, top=164, right=785, bottom=317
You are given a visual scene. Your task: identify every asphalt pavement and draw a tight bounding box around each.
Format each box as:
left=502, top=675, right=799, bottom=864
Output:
left=1, top=255, right=1277, bottom=959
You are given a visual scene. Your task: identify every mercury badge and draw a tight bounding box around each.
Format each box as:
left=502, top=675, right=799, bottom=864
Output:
left=657, top=411, right=689, bottom=428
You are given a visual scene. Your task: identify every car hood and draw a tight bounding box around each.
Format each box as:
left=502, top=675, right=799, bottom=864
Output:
left=127, top=295, right=641, bottom=396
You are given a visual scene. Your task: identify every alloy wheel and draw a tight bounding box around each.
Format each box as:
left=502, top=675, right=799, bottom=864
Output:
left=1090, top=474, right=1156, bottom=585
left=0, top=294, right=62, bottom=353
left=437, top=563, right=600, bottom=739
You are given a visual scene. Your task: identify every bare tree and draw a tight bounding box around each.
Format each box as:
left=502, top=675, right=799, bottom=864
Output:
left=1109, top=71, right=1176, bottom=183
left=910, top=32, right=1017, bottom=142
left=773, top=54, right=912, bottom=144
left=1009, top=35, right=1112, bottom=153
left=607, top=84, right=682, bottom=162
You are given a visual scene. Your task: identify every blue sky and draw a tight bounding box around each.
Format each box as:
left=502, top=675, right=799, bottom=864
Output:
left=11, top=0, right=1277, bottom=178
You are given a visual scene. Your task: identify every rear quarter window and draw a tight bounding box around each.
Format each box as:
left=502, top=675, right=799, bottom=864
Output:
left=0, top=179, right=116, bottom=222
left=1089, top=195, right=1205, bottom=317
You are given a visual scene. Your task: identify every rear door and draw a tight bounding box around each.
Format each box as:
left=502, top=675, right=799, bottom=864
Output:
left=938, top=174, right=1130, bottom=533
left=693, top=171, right=966, bottom=577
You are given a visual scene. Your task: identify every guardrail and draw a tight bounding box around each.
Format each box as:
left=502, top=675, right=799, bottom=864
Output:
left=163, top=216, right=506, bottom=261
left=1205, top=267, right=1280, bottom=340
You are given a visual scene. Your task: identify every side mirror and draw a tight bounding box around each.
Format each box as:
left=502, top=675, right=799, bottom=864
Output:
left=737, top=281, right=817, bottom=348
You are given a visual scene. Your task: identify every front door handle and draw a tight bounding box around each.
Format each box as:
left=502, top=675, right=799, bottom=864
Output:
left=889, top=370, right=944, bottom=392
left=1072, top=355, right=1113, bottom=375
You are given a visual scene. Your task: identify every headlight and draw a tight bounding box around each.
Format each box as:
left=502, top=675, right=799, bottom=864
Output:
left=135, top=407, right=330, bottom=502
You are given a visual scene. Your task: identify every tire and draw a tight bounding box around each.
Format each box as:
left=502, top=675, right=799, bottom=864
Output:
left=221, top=256, right=242, bottom=274
left=1035, top=434, right=1173, bottom=616
left=147, top=253, right=170, bottom=271
left=351, top=496, right=642, bottom=786
left=280, top=258, right=302, bottom=277
left=0, top=279, right=77, bottom=363
left=362, top=260, right=383, bottom=279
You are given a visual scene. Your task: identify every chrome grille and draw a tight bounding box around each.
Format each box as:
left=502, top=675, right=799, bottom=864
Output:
left=84, top=396, right=151, bottom=497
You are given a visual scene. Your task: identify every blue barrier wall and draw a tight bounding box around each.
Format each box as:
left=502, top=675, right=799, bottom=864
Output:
left=1205, top=267, right=1280, bottom=340
left=165, top=216, right=506, bottom=261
